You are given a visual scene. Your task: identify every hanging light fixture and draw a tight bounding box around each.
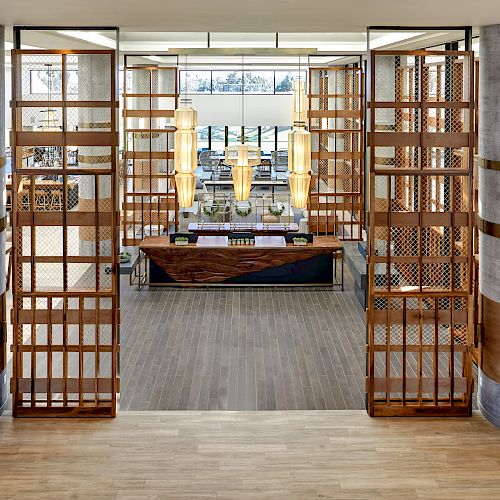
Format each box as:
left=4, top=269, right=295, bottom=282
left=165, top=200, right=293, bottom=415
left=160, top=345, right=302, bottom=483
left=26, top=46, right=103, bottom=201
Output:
left=225, top=56, right=261, bottom=201
left=174, top=56, right=198, bottom=208
left=288, top=57, right=311, bottom=209
left=292, top=78, right=307, bottom=125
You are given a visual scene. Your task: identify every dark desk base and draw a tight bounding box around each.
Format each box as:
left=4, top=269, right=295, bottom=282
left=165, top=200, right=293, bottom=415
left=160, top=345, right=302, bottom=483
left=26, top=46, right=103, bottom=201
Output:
left=149, top=253, right=336, bottom=286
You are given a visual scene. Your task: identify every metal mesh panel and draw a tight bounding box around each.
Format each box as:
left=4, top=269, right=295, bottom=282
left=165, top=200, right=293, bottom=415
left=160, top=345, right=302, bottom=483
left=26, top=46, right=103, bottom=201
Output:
left=367, top=50, right=474, bottom=416
left=308, top=67, right=364, bottom=239
left=11, top=50, right=119, bottom=417
left=122, top=66, right=179, bottom=245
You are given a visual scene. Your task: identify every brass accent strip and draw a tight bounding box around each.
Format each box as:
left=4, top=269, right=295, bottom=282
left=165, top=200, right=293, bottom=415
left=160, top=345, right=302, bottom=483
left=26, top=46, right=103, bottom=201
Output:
left=78, top=122, right=112, bottom=129
left=481, top=293, right=500, bottom=382
left=78, top=155, right=112, bottom=164
left=479, top=158, right=500, bottom=171
left=132, top=132, right=161, bottom=139
left=0, top=216, right=7, bottom=233
left=0, top=156, right=6, bottom=168
left=478, top=216, right=500, bottom=238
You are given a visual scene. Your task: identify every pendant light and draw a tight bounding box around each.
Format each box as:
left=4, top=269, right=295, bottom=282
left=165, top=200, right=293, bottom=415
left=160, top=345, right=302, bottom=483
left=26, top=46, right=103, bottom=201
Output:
left=292, top=78, right=307, bottom=125
left=174, top=56, right=198, bottom=208
left=288, top=56, right=311, bottom=209
left=225, top=56, right=261, bottom=201
left=38, top=63, right=61, bottom=168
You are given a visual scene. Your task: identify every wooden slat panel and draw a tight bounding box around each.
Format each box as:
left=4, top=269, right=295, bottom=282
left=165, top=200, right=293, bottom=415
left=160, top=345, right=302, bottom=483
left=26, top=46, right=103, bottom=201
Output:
left=124, top=109, right=175, bottom=118
left=124, top=151, right=175, bottom=160
left=17, top=212, right=113, bottom=227
left=122, top=65, right=179, bottom=244
left=11, top=48, right=120, bottom=417
left=367, top=49, right=474, bottom=417
left=18, top=309, right=113, bottom=324
left=308, top=109, right=361, bottom=118
left=16, top=131, right=117, bottom=147
left=311, top=151, right=362, bottom=160
left=373, top=211, right=469, bottom=227
left=308, top=67, right=364, bottom=241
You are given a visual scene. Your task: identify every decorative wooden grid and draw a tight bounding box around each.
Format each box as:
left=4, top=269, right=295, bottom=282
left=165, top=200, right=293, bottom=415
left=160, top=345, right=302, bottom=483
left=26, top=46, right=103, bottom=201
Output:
left=367, top=50, right=475, bottom=416
left=308, top=67, right=364, bottom=240
left=122, top=65, right=179, bottom=246
left=11, top=50, right=119, bottom=416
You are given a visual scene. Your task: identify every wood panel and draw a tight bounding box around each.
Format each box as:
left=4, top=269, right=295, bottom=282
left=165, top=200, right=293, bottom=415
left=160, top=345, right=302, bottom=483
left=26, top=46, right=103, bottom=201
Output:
left=0, top=412, right=498, bottom=498
left=308, top=67, right=364, bottom=240
left=10, top=50, right=120, bottom=417
left=122, top=63, right=179, bottom=246
left=367, top=50, right=475, bottom=416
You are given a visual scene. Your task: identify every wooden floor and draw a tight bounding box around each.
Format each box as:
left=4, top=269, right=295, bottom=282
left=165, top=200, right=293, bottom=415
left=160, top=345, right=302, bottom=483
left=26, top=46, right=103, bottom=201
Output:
left=0, top=411, right=499, bottom=499
left=120, top=274, right=366, bottom=411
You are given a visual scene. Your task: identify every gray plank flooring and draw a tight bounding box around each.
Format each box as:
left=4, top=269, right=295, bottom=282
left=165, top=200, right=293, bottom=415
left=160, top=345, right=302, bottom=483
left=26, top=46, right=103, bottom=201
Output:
left=119, top=272, right=367, bottom=411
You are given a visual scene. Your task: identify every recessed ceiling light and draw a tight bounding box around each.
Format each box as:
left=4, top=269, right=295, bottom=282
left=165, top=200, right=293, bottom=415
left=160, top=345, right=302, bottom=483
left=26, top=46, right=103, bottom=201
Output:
left=370, top=32, right=425, bottom=49
left=144, top=55, right=166, bottom=62
left=56, top=31, right=116, bottom=49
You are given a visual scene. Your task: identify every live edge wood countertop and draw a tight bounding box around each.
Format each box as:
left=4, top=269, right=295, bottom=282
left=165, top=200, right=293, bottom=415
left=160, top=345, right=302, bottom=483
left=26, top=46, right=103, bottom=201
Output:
left=139, top=236, right=343, bottom=283
left=140, top=235, right=343, bottom=251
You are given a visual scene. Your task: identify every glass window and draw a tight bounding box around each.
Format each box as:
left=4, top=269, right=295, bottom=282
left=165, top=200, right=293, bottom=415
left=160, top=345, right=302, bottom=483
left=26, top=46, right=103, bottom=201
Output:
left=227, top=126, right=241, bottom=144
left=277, top=126, right=291, bottom=150
left=212, top=71, right=243, bottom=93
left=244, top=127, right=259, bottom=146
left=243, top=71, right=274, bottom=94
left=210, top=126, right=226, bottom=152
left=197, top=126, right=209, bottom=151
left=275, top=70, right=307, bottom=93
left=261, top=126, right=276, bottom=154
left=179, top=70, right=212, bottom=93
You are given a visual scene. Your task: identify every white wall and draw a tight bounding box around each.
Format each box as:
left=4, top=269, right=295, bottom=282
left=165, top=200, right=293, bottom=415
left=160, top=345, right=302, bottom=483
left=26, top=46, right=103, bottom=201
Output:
left=190, top=94, right=293, bottom=127
left=5, top=65, right=11, bottom=144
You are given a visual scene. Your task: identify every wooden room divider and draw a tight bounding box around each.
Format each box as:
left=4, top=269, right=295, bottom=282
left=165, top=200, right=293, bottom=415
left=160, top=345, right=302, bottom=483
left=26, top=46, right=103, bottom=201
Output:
left=367, top=50, right=475, bottom=416
left=11, top=50, right=119, bottom=416
left=308, top=67, right=364, bottom=240
left=122, top=64, right=179, bottom=246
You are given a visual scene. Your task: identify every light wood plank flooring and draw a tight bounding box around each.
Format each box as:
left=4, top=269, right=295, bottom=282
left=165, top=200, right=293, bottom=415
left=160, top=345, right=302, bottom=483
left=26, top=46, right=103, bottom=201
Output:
left=0, top=411, right=499, bottom=499
left=119, top=275, right=366, bottom=411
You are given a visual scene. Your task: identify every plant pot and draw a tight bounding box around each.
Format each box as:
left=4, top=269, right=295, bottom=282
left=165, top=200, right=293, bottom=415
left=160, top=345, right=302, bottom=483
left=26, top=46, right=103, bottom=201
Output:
left=293, top=240, right=307, bottom=246
left=175, top=240, right=189, bottom=246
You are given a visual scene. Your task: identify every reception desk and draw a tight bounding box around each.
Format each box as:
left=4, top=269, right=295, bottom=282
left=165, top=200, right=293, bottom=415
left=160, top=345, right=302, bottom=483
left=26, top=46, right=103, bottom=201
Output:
left=139, top=235, right=343, bottom=287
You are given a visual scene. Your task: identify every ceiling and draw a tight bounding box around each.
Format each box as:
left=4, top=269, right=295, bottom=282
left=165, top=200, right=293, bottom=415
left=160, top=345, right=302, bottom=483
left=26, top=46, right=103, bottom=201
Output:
left=0, top=0, right=498, bottom=32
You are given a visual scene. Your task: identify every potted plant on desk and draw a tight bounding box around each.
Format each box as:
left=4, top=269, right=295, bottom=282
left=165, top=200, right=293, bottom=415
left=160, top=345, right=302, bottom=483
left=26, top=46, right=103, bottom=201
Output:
left=292, top=236, right=308, bottom=246
left=174, top=236, right=189, bottom=246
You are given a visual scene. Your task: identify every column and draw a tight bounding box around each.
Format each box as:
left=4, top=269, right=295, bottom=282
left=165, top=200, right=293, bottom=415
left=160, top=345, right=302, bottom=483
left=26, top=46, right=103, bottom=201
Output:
left=77, top=54, right=112, bottom=288
left=478, top=24, right=500, bottom=427
left=0, top=26, right=7, bottom=410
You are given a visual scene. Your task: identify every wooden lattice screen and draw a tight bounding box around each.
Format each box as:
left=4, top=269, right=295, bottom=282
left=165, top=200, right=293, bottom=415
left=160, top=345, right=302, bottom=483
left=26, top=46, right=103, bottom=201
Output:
left=122, top=65, right=179, bottom=246
left=308, top=67, right=364, bottom=240
left=11, top=50, right=119, bottom=416
left=367, top=50, right=475, bottom=416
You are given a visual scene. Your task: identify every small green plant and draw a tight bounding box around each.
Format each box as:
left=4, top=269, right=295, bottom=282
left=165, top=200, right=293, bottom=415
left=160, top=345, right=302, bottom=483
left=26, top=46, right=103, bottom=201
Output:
left=175, top=236, right=188, bottom=242
left=235, top=201, right=252, bottom=217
